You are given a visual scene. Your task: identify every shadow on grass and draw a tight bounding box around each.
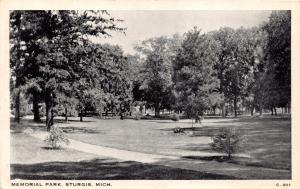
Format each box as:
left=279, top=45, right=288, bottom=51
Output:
left=183, top=155, right=231, bottom=162
left=159, top=126, right=224, bottom=137
left=11, top=158, right=238, bottom=180
left=10, top=119, right=102, bottom=134
left=56, top=119, right=96, bottom=123
left=208, top=116, right=291, bottom=124
left=40, top=147, right=66, bottom=150
left=181, top=155, right=290, bottom=171
left=60, top=127, right=104, bottom=134
left=144, top=120, right=177, bottom=124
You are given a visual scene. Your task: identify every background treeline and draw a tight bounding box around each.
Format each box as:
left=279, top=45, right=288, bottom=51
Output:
left=10, top=10, right=291, bottom=130
left=133, top=10, right=291, bottom=119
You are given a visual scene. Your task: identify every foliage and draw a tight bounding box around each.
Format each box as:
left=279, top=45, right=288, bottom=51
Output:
left=55, top=93, right=79, bottom=117
left=210, top=128, right=244, bottom=159
left=262, top=11, right=291, bottom=110
left=210, top=27, right=262, bottom=116
left=44, top=126, right=70, bottom=149
left=10, top=10, right=125, bottom=129
left=135, top=35, right=182, bottom=117
left=10, top=10, right=291, bottom=125
left=173, top=127, right=184, bottom=133
left=173, top=27, right=220, bottom=120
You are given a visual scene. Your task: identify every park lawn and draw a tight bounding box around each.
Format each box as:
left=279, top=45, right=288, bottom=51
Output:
left=10, top=130, right=235, bottom=180
left=10, top=132, right=99, bottom=164
left=10, top=116, right=291, bottom=179
left=60, top=116, right=291, bottom=171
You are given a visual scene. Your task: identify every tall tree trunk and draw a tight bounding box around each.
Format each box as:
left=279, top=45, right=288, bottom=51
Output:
left=234, top=95, right=237, bottom=117
left=139, top=105, right=143, bottom=113
left=65, top=107, right=68, bottom=122
left=227, top=136, right=231, bottom=159
left=14, top=89, right=20, bottom=123
left=259, top=106, right=262, bottom=116
left=33, top=92, right=41, bottom=122
left=80, top=109, right=83, bottom=122
left=99, top=105, right=103, bottom=119
left=51, top=105, right=54, bottom=125
left=154, top=101, right=160, bottom=117
left=250, top=104, right=254, bottom=116
left=221, top=104, right=225, bottom=117
left=45, top=91, right=54, bottom=131
left=14, top=33, right=22, bottom=123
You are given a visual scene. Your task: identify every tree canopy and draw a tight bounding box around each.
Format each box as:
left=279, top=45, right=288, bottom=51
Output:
left=10, top=10, right=291, bottom=127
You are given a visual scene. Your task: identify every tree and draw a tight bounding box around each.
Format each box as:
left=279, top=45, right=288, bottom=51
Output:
left=10, top=11, right=31, bottom=123
left=243, top=28, right=268, bottom=116
left=56, top=93, right=79, bottom=122
left=208, top=92, right=225, bottom=116
left=211, top=27, right=262, bottom=117
left=135, top=36, right=181, bottom=117
left=210, top=128, right=243, bottom=159
left=10, top=10, right=124, bottom=130
left=173, top=27, right=220, bottom=123
left=70, top=42, right=133, bottom=121
left=262, top=10, right=291, bottom=112
left=210, top=27, right=235, bottom=117
left=94, top=44, right=133, bottom=117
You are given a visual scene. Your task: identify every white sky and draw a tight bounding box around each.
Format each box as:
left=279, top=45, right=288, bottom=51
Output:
left=93, top=10, right=272, bottom=55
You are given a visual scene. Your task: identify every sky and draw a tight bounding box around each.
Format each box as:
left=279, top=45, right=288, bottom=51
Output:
left=93, top=10, right=272, bottom=55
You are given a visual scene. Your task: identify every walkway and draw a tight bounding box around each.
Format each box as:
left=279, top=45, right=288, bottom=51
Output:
left=30, top=131, right=290, bottom=179
left=31, top=131, right=178, bottom=163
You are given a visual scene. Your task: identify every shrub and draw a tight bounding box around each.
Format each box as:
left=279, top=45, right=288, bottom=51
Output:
left=173, top=127, right=184, bottom=133
left=23, top=127, right=34, bottom=134
left=170, top=113, right=180, bottom=121
left=44, top=126, right=70, bottom=149
left=210, top=128, right=243, bottom=159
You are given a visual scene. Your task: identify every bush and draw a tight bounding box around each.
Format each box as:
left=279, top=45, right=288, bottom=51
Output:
left=23, top=127, right=34, bottom=134
left=44, top=126, right=70, bottom=149
left=170, top=113, right=180, bottom=121
left=173, top=127, right=184, bottom=133
left=210, top=128, right=244, bottom=159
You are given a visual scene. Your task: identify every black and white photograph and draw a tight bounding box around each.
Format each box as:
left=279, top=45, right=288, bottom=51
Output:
left=4, top=6, right=294, bottom=184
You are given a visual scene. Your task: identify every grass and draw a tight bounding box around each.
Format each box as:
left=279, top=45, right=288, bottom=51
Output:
left=10, top=132, right=99, bottom=164
left=10, top=116, right=291, bottom=179
left=11, top=159, right=236, bottom=180
left=10, top=132, right=236, bottom=180
left=58, top=117, right=291, bottom=170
